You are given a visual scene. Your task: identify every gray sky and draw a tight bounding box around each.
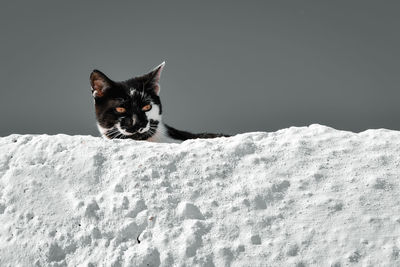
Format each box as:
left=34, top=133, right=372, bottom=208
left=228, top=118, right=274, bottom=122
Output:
left=1, top=1, right=399, bottom=136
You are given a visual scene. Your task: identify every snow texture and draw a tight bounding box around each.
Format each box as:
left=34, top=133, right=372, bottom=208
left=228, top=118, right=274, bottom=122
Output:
left=0, top=124, right=400, bottom=266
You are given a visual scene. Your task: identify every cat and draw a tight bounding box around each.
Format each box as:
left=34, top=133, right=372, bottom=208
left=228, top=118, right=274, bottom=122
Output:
left=90, top=62, right=230, bottom=143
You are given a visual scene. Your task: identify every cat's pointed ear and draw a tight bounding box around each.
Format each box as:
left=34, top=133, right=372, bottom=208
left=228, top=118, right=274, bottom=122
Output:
left=90, top=70, right=112, bottom=98
left=143, top=61, right=165, bottom=95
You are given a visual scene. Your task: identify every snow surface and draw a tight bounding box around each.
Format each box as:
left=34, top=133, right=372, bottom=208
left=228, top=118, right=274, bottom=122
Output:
left=1, top=124, right=400, bottom=266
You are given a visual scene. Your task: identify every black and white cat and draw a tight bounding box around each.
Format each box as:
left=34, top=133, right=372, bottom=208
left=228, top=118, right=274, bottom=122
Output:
left=90, top=62, right=229, bottom=143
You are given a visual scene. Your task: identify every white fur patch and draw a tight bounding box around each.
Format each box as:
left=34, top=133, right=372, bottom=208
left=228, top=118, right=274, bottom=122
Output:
left=131, top=115, right=136, bottom=125
left=97, top=123, right=110, bottom=137
left=139, top=104, right=162, bottom=134
left=146, top=104, right=161, bottom=122
left=148, top=123, right=182, bottom=143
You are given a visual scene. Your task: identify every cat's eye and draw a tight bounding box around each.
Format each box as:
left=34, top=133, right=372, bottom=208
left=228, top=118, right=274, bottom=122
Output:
left=115, top=107, right=126, bottom=113
left=142, top=104, right=152, bottom=112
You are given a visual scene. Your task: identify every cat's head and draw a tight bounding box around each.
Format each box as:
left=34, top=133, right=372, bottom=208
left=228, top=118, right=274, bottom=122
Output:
left=90, top=62, right=164, bottom=140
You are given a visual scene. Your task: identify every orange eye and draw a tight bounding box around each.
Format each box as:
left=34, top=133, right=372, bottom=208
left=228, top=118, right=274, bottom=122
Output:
left=142, top=104, right=152, bottom=112
left=115, top=107, right=126, bottom=113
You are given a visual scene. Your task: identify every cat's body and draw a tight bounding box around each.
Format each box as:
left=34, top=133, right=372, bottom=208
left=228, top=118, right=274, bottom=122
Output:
left=90, top=62, right=229, bottom=143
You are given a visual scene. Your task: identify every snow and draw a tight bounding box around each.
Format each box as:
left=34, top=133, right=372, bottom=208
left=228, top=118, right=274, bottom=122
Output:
left=0, top=124, right=400, bottom=266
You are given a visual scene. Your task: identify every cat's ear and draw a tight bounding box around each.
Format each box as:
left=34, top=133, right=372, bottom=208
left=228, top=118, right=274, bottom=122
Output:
left=143, top=62, right=165, bottom=95
left=90, top=70, right=113, bottom=98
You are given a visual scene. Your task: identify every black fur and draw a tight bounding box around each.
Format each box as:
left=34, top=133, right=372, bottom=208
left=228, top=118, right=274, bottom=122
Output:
left=164, top=124, right=230, bottom=141
left=90, top=63, right=230, bottom=142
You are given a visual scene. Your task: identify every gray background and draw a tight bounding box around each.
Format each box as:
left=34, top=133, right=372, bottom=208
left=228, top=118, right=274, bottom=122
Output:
left=1, top=1, right=399, bottom=137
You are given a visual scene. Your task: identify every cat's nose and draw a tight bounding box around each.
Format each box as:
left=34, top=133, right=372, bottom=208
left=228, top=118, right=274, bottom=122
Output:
left=120, top=117, right=134, bottom=128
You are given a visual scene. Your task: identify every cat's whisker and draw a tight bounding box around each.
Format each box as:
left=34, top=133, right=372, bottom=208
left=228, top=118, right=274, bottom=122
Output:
left=109, top=132, right=118, bottom=138
left=107, top=128, right=120, bottom=137
left=110, top=130, right=123, bottom=140
left=149, top=127, right=158, bottom=135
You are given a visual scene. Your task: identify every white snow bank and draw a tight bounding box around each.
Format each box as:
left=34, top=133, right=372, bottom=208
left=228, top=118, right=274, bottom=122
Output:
left=1, top=125, right=400, bottom=266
